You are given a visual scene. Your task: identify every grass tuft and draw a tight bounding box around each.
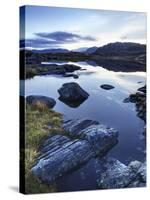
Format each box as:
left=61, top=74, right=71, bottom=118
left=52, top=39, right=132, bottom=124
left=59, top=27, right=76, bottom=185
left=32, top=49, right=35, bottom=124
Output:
left=24, top=103, right=63, bottom=193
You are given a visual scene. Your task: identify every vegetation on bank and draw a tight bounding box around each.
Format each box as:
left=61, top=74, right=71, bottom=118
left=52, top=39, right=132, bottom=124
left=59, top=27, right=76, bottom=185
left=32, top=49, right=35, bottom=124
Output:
left=25, top=102, right=64, bottom=193
left=25, top=65, right=50, bottom=79
left=24, top=63, right=81, bottom=79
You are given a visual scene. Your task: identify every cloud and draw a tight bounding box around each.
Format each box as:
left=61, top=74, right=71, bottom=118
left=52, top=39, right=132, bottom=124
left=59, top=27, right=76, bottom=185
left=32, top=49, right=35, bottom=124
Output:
left=119, top=13, right=146, bottom=42
left=20, top=31, right=96, bottom=49
left=120, top=24, right=146, bottom=41
left=120, top=30, right=146, bottom=40
left=35, top=31, right=96, bottom=43
left=20, top=38, right=60, bottom=48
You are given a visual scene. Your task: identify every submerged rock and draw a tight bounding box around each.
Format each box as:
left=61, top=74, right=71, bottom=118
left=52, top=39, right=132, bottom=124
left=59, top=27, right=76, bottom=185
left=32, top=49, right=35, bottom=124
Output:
left=100, top=84, right=115, bottom=90
left=96, top=157, right=146, bottom=189
left=26, top=95, right=56, bottom=108
left=31, top=119, right=118, bottom=184
left=58, top=82, right=89, bottom=107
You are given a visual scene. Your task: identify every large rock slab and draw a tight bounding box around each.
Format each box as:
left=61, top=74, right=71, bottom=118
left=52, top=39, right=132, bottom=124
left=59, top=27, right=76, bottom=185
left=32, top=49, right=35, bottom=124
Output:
left=26, top=95, right=56, bottom=108
left=58, top=82, right=89, bottom=107
left=63, top=119, right=118, bottom=155
left=31, top=119, right=118, bottom=183
left=62, top=119, right=99, bottom=137
left=96, top=157, right=146, bottom=189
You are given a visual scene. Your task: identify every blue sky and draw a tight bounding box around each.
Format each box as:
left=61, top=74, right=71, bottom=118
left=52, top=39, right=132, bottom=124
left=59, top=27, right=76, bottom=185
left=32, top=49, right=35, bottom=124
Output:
left=20, top=5, right=146, bottom=50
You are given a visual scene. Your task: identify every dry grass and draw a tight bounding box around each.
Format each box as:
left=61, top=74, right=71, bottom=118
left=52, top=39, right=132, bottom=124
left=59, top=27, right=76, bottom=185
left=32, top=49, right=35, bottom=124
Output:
left=24, top=103, right=63, bottom=193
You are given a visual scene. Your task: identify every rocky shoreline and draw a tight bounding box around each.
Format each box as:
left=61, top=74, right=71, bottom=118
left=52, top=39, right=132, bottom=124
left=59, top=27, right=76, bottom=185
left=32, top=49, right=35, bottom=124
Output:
left=124, top=85, right=146, bottom=122
left=31, top=114, right=146, bottom=189
left=26, top=94, right=146, bottom=189
left=24, top=63, right=82, bottom=79
left=96, top=157, right=146, bottom=189
left=24, top=82, right=146, bottom=191
left=31, top=118, right=119, bottom=184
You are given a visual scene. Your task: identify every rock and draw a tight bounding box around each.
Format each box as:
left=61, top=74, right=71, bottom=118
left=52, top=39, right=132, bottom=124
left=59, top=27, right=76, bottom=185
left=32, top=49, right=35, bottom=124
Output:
left=58, top=82, right=89, bottom=107
left=128, top=162, right=146, bottom=187
left=123, top=88, right=146, bottom=122
left=127, top=178, right=145, bottom=188
left=62, top=119, right=99, bottom=137
left=26, top=95, right=56, bottom=108
left=96, top=157, right=146, bottom=189
left=42, top=64, right=81, bottom=75
left=29, top=64, right=82, bottom=77
left=73, top=74, right=79, bottom=79
left=63, top=64, right=81, bottom=72
left=138, top=85, right=146, bottom=93
left=100, top=84, right=115, bottom=90
left=123, top=98, right=130, bottom=103
left=63, top=74, right=79, bottom=79
left=31, top=119, right=118, bottom=184
left=63, top=119, right=118, bottom=155
left=123, top=93, right=139, bottom=103
left=137, top=162, right=146, bottom=182
left=128, top=160, right=142, bottom=172
left=96, top=157, right=137, bottom=189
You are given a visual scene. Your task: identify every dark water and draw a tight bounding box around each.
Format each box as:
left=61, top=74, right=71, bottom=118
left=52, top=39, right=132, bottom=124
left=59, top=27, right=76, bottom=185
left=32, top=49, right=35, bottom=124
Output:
left=21, top=61, right=146, bottom=192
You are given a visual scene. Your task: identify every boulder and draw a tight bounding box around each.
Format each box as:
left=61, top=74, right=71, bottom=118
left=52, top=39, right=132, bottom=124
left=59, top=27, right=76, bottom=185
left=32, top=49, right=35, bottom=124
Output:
left=26, top=95, right=56, bottom=108
left=31, top=119, right=118, bottom=184
left=96, top=157, right=146, bottom=189
left=58, top=82, right=89, bottom=107
left=137, top=162, right=146, bottom=182
left=100, top=84, right=115, bottom=90
left=63, top=119, right=118, bottom=155
left=62, top=119, right=99, bottom=137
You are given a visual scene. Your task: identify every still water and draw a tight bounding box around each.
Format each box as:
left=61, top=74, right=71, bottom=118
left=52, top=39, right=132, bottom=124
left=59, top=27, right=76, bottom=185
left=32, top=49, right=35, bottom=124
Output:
left=21, top=61, right=146, bottom=191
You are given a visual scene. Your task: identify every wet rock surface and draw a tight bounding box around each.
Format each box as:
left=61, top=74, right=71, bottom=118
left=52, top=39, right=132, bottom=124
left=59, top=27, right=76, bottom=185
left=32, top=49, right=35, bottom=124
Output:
left=26, top=95, right=56, bottom=108
left=31, top=119, right=118, bottom=184
left=100, top=84, right=115, bottom=90
left=96, top=157, right=146, bottom=189
left=58, top=82, right=89, bottom=107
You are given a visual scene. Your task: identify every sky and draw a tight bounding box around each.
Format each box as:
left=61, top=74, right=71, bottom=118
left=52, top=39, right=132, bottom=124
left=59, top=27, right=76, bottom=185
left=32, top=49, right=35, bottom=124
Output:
left=20, top=5, right=147, bottom=50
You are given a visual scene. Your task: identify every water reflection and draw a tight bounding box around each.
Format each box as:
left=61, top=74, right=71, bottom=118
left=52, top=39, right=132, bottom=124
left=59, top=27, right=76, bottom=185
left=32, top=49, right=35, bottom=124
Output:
left=58, top=96, right=88, bottom=108
left=22, top=60, right=146, bottom=192
left=22, top=61, right=146, bottom=164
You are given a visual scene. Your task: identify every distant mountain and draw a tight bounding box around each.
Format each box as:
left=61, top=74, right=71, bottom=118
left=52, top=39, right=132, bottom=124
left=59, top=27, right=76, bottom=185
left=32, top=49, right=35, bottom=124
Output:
left=72, top=47, right=88, bottom=52
left=72, top=46, right=98, bottom=53
left=94, top=42, right=146, bottom=56
left=32, top=48, right=70, bottom=54
left=85, top=46, right=98, bottom=54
